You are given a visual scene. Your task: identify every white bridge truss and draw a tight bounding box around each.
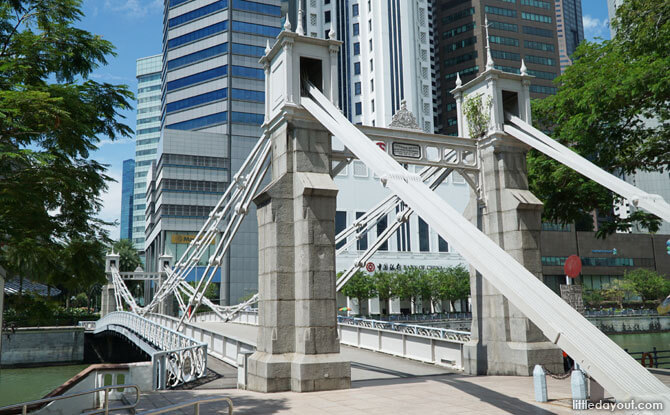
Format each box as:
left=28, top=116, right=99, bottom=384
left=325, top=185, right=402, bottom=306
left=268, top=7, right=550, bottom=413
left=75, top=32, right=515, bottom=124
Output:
left=108, top=73, right=670, bottom=401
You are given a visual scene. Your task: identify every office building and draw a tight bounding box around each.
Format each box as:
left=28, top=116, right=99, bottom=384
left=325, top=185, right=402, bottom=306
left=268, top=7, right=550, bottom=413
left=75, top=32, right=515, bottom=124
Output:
left=120, top=159, right=136, bottom=240
left=433, top=0, right=562, bottom=135
left=607, top=0, right=622, bottom=38
left=300, top=0, right=435, bottom=132
left=285, top=0, right=470, bottom=314
left=144, top=0, right=282, bottom=304
left=144, top=129, right=225, bottom=284
left=555, top=0, right=584, bottom=72
left=541, top=225, right=670, bottom=293
left=132, top=55, right=163, bottom=251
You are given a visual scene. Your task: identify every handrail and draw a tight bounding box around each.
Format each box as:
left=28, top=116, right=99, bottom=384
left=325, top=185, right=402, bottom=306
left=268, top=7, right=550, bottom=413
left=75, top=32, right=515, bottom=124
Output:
left=137, top=396, right=233, bottom=415
left=0, top=384, right=139, bottom=415
left=95, top=312, right=207, bottom=389
left=338, top=316, right=471, bottom=343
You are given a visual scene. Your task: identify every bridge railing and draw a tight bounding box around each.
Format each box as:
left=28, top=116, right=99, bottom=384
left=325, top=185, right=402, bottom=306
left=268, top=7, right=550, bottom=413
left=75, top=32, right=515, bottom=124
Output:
left=584, top=308, right=659, bottom=317
left=95, top=312, right=207, bottom=389
left=337, top=316, right=470, bottom=369
left=145, top=313, right=256, bottom=368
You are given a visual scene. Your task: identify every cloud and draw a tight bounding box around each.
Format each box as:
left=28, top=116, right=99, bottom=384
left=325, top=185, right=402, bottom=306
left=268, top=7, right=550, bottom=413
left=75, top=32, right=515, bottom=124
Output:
left=90, top=72, right=135, bottom=84
left=583, top=15, right=607, bottom=40
left=98, top=137, right=135, bottom=147
left=98, top=168, right=122, bottom=241
left=104, top=0, right=162, bottom=19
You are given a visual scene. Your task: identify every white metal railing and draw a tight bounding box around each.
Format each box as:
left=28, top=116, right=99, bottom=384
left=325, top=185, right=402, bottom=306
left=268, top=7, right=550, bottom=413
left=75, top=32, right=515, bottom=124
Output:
left=192, top=309, right=259, bottom=325
left=338, top=316, right=467, bottom=369
left=0, top=384, right=139, bottom=415
left=146, top=313, right=255, bottom=368
left=95, top=312, right=207, bottom=389
left=338, top=316, right=471, bottom=342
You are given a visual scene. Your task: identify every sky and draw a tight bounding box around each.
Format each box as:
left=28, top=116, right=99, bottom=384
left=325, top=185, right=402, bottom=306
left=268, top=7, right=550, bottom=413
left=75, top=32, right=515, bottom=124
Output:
left=84, top=0, right=613, bottom=241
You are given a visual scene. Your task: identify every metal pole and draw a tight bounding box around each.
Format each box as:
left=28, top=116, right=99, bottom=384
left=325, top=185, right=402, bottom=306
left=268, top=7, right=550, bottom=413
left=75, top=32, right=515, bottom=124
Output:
left=195, top=402, right=200, bottom=415
left=0, top=266, right=5, bottom=366
left=104, top=389, right=109, bottom=415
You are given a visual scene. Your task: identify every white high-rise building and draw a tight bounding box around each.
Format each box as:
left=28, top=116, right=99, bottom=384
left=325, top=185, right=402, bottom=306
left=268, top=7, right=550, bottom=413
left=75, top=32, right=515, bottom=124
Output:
left=132, top=55, right=162, bottom=252
left=293, top=0, right=468, bottom=315
left=302, top=0, right=435, bottom=132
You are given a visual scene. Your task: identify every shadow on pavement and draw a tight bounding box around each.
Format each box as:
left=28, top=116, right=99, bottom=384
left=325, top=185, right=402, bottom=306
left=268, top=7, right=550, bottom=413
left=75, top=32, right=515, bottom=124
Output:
left=136, top=391, right=290, bottom=414
left=436, top=376, right=557, bottom=415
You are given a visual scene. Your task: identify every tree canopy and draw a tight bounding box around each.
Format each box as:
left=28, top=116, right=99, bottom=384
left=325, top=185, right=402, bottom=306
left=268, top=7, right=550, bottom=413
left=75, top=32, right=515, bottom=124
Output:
left=622, top=268, right=669, bottom=302
left=340, top=267, right=471, bottom=315
left=530, top=0, right=669, bottom=236
left=429, top=265, right=470, bottom=311
left=0, top=1, right=132, bottom=291
left=340, top=271, right=377, bottom=312
left=113, top=239, right=142, bottom=272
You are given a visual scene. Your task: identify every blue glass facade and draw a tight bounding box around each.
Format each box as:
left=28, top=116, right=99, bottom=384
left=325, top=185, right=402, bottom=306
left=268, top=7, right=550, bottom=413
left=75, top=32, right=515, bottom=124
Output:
left=120, top=159, right=136, bottom=240
left=151, top=0, right=282, bottom=304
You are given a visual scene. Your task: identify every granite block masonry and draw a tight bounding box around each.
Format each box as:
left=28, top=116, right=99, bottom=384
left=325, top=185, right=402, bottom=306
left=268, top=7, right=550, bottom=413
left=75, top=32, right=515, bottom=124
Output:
left=246, top=29, right=349, bottom=393
left=452, top=68, right=563, bottom=376
left=247, top=121, right=350, bottom=393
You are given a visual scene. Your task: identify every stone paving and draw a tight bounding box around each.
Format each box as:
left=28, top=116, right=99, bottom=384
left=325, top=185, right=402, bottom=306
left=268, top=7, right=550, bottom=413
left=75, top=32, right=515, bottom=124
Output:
left=138, top=373, right=581, bottom=414
left=136, top=353, right=670, bottom=414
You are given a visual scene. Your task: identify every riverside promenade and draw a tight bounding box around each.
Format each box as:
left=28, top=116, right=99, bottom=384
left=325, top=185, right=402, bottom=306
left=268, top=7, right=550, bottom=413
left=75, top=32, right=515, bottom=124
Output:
left=134, top=351, right=670, bottom=414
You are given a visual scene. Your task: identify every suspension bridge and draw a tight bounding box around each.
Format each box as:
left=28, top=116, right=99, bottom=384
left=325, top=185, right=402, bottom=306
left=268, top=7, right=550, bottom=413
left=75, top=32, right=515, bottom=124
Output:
left=93, top=23, right=670, bottom=405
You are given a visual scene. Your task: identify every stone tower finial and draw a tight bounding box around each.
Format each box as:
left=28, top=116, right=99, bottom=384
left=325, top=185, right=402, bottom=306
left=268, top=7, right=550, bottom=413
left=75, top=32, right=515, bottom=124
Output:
left=283, top=16, right=292, bottom=32
left=484, top=15, right=494, bottom=70
left=520, top=59, right=528, bottom=76
left=296, top=1, right=305, bottom=35
left=265, top=39, right=271, bottom=54
left=456, top=71, right=462, bottom=87
left=389, top=100, right=421, bottom=131
left=328, top=27, right=336, bottom=40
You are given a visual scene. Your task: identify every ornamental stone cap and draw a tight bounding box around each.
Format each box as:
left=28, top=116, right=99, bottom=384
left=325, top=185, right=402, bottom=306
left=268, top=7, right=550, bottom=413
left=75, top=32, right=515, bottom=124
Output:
left=388, top=100, right=421, bottom=131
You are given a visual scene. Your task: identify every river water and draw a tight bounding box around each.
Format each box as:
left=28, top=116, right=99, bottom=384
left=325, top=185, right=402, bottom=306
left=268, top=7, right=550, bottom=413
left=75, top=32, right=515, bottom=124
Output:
left=0, top=364, right=89, bottom=407
left=608, top=332, right=670, bottom=368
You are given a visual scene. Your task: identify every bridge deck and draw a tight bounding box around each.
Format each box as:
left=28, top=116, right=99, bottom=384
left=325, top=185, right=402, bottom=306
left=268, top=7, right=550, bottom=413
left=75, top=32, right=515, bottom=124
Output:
left=192, top=321, right=454, bottom=381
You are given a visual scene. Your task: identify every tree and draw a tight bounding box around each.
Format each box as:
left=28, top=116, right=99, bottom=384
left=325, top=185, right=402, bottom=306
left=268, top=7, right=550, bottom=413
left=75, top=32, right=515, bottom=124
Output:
left=430, top=265, right=470, bottom=312
left=530, top=0, right=669, bottom=237
left=602, top=278, right=638, bottom=310
left=623, top=268, right=669, bottom=303
left=0, top=1, right=133, bottom=285
left=582, top=287, right=604, bottom=309
left=372, top=271, right=394, bottom=317
left=340, top=271, right=376, bottom=316
left=112, top=239, right=142, bottom=272
left=393, top=268, right=431, bottom=314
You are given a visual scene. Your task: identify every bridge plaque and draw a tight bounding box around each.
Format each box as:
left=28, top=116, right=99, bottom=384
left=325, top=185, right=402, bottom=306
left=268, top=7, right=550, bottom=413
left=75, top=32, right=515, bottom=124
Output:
left=392, top=142, right=421, bottom=159
left=560, top=284, right=585, bottom=313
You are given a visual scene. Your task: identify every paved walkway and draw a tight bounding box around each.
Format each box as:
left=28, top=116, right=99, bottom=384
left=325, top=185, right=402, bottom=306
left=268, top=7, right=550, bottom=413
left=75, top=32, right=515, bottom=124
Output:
left=139, top=356, right=670, bottom=414
left=138, top=372, right=579, bottom=414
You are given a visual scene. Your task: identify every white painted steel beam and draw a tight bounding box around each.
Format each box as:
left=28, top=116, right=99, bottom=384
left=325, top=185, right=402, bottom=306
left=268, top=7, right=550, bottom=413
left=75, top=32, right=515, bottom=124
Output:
left=505, top=115, right=670, bottom=223
left=301, top=82, right=670, bottom=404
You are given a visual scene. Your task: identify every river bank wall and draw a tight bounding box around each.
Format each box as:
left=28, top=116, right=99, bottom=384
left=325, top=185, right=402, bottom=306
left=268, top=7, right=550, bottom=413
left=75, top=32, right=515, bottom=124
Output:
left=587, top=315, right=670, bottom=334
left=417, top=315, right=670, bottom=335
left=0, top=326, right=85, bottom=367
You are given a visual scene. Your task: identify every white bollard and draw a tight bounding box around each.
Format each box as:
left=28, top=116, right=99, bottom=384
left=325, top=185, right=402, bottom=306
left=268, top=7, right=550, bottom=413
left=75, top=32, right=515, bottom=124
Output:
left=533, top=365, right=548, bottom=402
left=571, top=370, right=588, bottom=401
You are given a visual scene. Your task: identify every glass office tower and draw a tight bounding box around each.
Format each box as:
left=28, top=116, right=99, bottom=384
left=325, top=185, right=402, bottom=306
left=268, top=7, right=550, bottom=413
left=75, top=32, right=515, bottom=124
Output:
left=120, top=158, right=136, bottom=240
left=145, top=0, right=281, bottom=304
left=133, top=55, right=163, bottom=251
